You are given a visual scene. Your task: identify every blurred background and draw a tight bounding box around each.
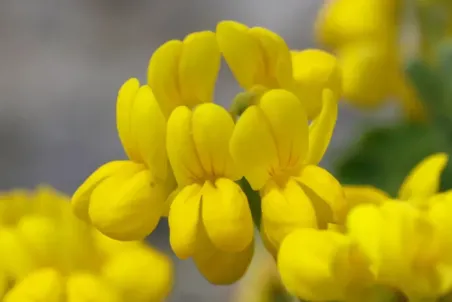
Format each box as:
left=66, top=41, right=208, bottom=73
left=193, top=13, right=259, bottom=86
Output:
left=0, top=0, right=403, bottom=300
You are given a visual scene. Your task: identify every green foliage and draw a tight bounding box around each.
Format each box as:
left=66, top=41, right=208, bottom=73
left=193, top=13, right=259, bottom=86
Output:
left=336, top=122, right=450, bottom=197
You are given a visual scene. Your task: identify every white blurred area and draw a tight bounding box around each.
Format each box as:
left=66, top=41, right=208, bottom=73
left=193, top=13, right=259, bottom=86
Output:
left=0, top=0, right=400, bottom=300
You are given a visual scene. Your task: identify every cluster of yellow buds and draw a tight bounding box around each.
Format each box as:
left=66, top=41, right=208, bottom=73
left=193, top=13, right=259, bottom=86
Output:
left=278, top=153, right=452, bottom=301
left=72, top=19, right=344, bottom=285
left=0, top=186, right=173, bottom=302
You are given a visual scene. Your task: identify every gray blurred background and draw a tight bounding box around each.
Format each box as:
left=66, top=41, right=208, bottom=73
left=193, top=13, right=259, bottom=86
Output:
left=0, top=0, right=401, bottom=301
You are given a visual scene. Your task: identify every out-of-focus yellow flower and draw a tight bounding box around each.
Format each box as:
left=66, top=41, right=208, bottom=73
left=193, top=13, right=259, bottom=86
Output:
left=102, top=244, right=173, bottom=302
left=66, top=272, right=122, bottom=302
left=72, top=78, right=176, bottom=241
left=0, top=271, right=7, bottom=300
left=3, top=268, right=64, bottom=302
left=0, top=189, right=30, bottom=226
left=147, top=31, right=221, bottom=117
left=0, top=187, right=174, bottom=301
left=316, top=0, right=424, bottom=120
left=347, top=201, right=452, bottom=299
left=278, top=228, right=374, bottom=302
left=230, top=88, right=346, bottom=255
left=343, top=152, right=448, bottom=211
left=216, top=20, right=341, bottom=119
left=166, top=103, right=254, bottom=284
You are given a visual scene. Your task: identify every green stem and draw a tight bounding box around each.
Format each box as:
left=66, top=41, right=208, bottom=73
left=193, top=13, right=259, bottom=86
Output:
left=237, top=178, right=262, bottom=229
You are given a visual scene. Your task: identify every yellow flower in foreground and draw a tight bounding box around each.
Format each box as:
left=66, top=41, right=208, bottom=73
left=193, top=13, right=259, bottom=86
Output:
left=148, top=30, right=221, bottom=117
left=216, top=20, right=341, bottom=118
left=278, top=228, right=373, bottom=302
left=230, top=88, right=346, bottom=255
left=167, top=103, right=254, bottom=284
left=316, top=0, right=423, bottom=120
left=72, top=78, right=175, bottom=240
left=347, top=201, right=452, bottom=299
left=344, top=152, right=449, bottom=211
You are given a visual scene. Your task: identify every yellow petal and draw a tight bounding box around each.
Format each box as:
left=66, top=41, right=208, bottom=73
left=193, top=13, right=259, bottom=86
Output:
left=305, top=89, right=338, bottom=165
left=116, top=78, right=140, bottom=160
left=31, top=186, right=67, bottom=218
left=0, top=228, right=36, bottom=279
left=216, top=20, right=264, bottom=89
left=315, top=0, right=396, bottom=47
left=178, top=31, right=220, bottom=107
left=229, top=104, right=277, bottom=190
left=248, top=27, right=293, bottom=89
left=193, top=224, right=254, bottom=285
left=72, top=160, right=134, bottom=222
left=398, top=153, right=449, bottom=200
left=89, top=168, right=166, bottom=240
left=261, top=178, right=317, bottom=251
left=102, top=245, right=174, bottom=302
left=130, top=84, right=168, bottom=178
left=338, top=42, right=396, bottom=106
left=258, top=89, right=309, bottom=170
left=277, top=229, right=348, bottom=301
left=348, top=202, right=429, bottom=289
left=4, top=268, right=64, bottom=302
left=147, top=40, right=184, bottom=116
left=343, top=185, right=390, bottom=215
left=166, top=106, right=205, bottom=186
left=192, top=103, right=240, bottom=179
left=168, top=183, right=202, bottom=259
left=0, top=190, right=32, bottom=226
left=346, top=204, right=383, bottom=268
left=291, top=50, right=341, bottom=119
left=428, top=197, right=452, bottom=262
left=296, top=165, right=347, bottom=226
left=202, top=178, right=253, bottom=252
left=16, top=215, right=58, bottom=267
left=0, top=272, right=6, bottom=300
left=66, top=273, right=121, bottom=302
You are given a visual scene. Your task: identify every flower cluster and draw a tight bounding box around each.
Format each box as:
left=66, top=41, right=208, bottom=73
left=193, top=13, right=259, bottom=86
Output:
left=278, top=153, right=452, bottom=301
left=69, top=16, right=452, bottom=302
left=0, top=186, right=173, bottom=302
left=72, top=20, right=344, bottom=285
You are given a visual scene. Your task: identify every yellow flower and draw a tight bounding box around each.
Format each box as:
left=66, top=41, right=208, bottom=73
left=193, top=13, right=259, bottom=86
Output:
left=3, top=268, right=65, bottom=302
left=278, top=228, right=374, bottom=302
left=0, top=271, right=7, bottom=300
left=147, top=31, right=221, bottom=117
left=216, top=20, right=341, bottom=119
left=66, top=272, right=122, bottom=302
left=101, top=244, right=173, bottom=302
left=230, top=88, right=346, bottom=255
left=343, top=152, right=449, bottom=211
left=316, top=0, right=424, bottom=120
left=0, top=186, right=174, bottom=301
left=72, top=78, right=175, bottom=241
left=347, top=201, right=452, bottom=299
left=166, top=103, right=254, bottom=284
left=0, top=189, right=31, bottom=226
left=0, top=227, right=37, bottom=280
